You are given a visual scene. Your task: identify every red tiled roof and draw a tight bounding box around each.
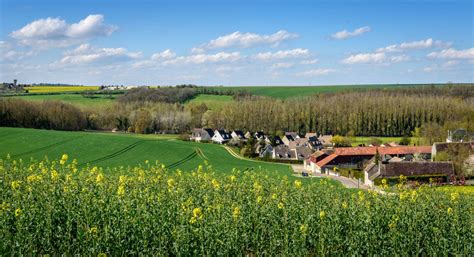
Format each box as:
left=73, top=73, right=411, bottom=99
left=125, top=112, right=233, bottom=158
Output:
left=334, top=146, right=431, bottom=156
left=315, top=154, right=338, bottom=167
left=312, top=146, right=432, bottom=167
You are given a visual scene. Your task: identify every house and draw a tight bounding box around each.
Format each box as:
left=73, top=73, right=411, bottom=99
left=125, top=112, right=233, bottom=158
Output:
left=318, top=135, right=334, bottom=147
left=258, top=144, right=273, bottom=158
left=295, top=146, right=312, bottom=160
left=446, top=129, right=474, bottom=143
left=254, top=131, right=266, bottom=140
left=231, top=130, right=246, bottom=141
left=264, top=135, right=283, bottom=146
left=212, top=129, right=231, bottom=144
left=273, top=145, right=296, bottom=160
left=364, top=161, right=454, bottom=186
left=305, top=146, right=432, bottom=175
left=282, top=134, right=296, bottom=146
left=305, top=133, right=323, bottom=150
left=191, top=128, right=214, bottom=142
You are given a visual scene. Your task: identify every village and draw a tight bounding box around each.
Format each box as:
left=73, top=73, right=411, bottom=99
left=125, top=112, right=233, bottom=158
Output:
left=190, top=128, right=474, bottom=187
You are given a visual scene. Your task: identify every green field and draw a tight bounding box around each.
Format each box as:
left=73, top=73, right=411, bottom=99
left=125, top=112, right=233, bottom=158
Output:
left=0, top=127, right=291, bottom=174
left=208, top=84, right=446, bottom=99
left=24, top=86, right=100, bottom=93
left=9, top=94, right=116, bottom=108
left=186, top=94, right=233, bottom=110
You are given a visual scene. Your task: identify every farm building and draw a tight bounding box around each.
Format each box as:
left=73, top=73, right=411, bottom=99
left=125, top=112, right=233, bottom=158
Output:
left=446, top=129, right=474, bottom=143
left=304, top=146, right=432, bottom=175
left=364, top=161, right=454, bottom=186
left=191, top=128, right=214, bottom=142
left=431, top=142, right=474, bottom=160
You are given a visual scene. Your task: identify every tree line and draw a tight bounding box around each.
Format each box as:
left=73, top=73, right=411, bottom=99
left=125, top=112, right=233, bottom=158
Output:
left=1, top=86, right=472, bottom=137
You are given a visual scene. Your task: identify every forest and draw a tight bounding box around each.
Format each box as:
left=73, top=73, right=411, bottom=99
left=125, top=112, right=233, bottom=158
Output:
left=1, top=85, right=473, bottom=138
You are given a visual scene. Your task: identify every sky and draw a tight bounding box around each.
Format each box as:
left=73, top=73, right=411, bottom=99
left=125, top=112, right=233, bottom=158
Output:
left=0, top=0, right=473, bottom=86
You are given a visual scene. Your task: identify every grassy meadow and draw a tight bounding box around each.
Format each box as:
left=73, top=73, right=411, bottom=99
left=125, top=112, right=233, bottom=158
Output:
left=0, top=127, right=291, bottom=175
left=185, top=94, right=233, bottom=110
left=10, top=94, right=116, bottom=108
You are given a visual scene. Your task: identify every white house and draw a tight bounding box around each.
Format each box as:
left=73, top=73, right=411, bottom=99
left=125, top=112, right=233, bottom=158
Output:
left=191, top=128, right=214, bottom=142
left=212, top=130, right=232, bottom=144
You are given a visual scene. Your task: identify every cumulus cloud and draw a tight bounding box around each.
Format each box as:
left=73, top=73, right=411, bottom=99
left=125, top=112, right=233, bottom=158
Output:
left=342, top=52, right=386, bottom=64
left=151, top=49, right=176, bottom=61
left=254, top=48, right=310, bottom=61
left=390, top=55, right=410, bottom=63
left=427, top=48, right=474, bottom=59
left=297, top=68, right=336, bottom=76
left=331, top=26, right=371, bottom=40
left=10, top=14, right=117, bottom=48
left=193, top=30, right=298, bottom=52
left=57, top=44, right=141, bottom=65
left=376, top=38, right=450, bottom=53
left=163, top=52, right=242, bottom=65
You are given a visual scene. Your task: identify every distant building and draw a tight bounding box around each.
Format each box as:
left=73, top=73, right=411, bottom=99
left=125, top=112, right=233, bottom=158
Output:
left=212, top=130, right=231, bottom=144
left=190, top=128, right=214, bottom=142
left=446, top=129, right=474, bottom=143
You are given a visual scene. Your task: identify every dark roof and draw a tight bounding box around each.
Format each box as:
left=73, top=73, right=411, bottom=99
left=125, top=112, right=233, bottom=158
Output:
left=434, top=142, right=474, bottom=153
left=273, top=145, right=296, bottom=159
left=284, top=135, right=295, bottom=141
left=254, top=131, right=265, bottom=138
left=232, top=130, right=245, bottom=139
left=379, top=162, right=454, bottom=178
left=216, top=129, right=231, bottom=139
left=203, top=128, right=214, bottom=137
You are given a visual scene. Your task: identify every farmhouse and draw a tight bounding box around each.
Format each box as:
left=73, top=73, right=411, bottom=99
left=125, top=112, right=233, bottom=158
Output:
left=305, top=146, right=432, bottom=175
left=212, top=130, right=232, bottom=144
left=364, top=161, right=454, bottom=186
left=191, top=128, right=214, bottom=142
left=264, top=135, right=283, bottom=146
left=318, top=135, right=334, bottom=147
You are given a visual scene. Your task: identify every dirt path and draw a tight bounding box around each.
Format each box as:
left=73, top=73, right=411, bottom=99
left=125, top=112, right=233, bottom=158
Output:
left=291, top=164, right=368, bottom=189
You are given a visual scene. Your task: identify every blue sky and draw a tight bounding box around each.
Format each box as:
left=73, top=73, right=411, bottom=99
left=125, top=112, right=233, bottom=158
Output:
left=0, top=0, right=473, bottom=85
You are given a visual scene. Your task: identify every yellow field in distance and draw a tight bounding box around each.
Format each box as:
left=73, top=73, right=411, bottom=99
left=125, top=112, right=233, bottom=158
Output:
left=24, top=86, right=99, bottom=93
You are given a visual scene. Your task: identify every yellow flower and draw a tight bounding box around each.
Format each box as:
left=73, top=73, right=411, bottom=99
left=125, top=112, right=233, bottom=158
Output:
left=145, top=160, right=149, bottom=164
left=11, top=180, right=21, bottom=190
left=98, top=253, right=107, bottom=257
left=450, top=192, right=459, bottom=202
left=119, top=175, right=127, bottom=184
left=96, top=173, right=104, bottom=184
left=193, top=207, right=202, bottom=219
left=60, top=154, right=68, bottom=165
left=272, top=193, right=278, bottom=200
left=232, top=207, right=241, bottom=220
left=15, top=208, right=22, bottom=217
left=89, top=226, right=98, bottom=234
left=319, top=210, right=326, bottom=220
left=342, top=201, right=348, bottom=209
left=411, top=191, right=418, bottom=202
left=299, top=224, right=308, bottom=235
left=1, top=202, right=10, bottom=211
left=211, top=179, right=220, bottom=189
left=256, top=196, right=263, bottom=204
left=117, top=185, right=125, bottom=196
left=294, top=180, right=302, bottom=189
left=27, top=174, right=42, bottom=183
left=189, top=217, right=197, bottom=224
left=167, top=178, right=175, bottom=188
left=51, top=170, right=59, bottom=182
left=229, top=175, right=236, bottom=182
left=253, top=181, right=262, bottom=192
left=388, top=222, right=396, bottom=230
left=447, top=207, right=453, bottom=215
left=277, top=202, right=284, bottom=209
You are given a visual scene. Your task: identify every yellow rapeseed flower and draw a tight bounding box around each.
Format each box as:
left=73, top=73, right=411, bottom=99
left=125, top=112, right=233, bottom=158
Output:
left=117, top=185, right=125, bottom=196
left=96, top=173, right=104, bottom=184
left=11, top=180, right=21, bottom=190
left=232, top=207, right=241, bottom=220
left=211, top=179, right=220, bottom=190
left=319, top=210, right=326, bottom=220
left=277, top=202, right=284, bottom=209
left=294, top=180, right=302, bottom=189
left=119, top=175, right=127, bottom=184
left=193, top=207, right=202, bottom=218
left=256, top=195, right=263, bottom=204
left=1, top=202, right=10, bottom=211
left=98, top=253, right=107, bottom=257
left=229, top=175, right=236, bottom=182
left=342, top=201, right=348, bottom=209
left=15, top=208, right=22, bottom=217
left=89, top=226, right=98, bottom=234
left=451, top=192, right=459, bottom=202
left=51, top=170, right=59, bottom=182
left=167, top=178, right=175, bottom=188
left=272, top=193, right=278, bottom=200
left=447, top=207, right=453, bottom=215
left=60, top=154, right=68, bottom=165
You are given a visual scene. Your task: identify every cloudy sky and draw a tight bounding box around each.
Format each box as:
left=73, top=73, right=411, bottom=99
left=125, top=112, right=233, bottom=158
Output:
left=0, top=0, right=473, bottom=86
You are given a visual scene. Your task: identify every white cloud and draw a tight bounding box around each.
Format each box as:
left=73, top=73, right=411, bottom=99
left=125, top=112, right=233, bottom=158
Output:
left=427, top=48, right=474, bottom=59
left=254, top=48, right=310, bottom=61
left=10, top=14, right=117, bottom=48
left=300, top=59, right=318, bottom=65
left=151, top=49, right=176, bottom=61
left=331, top=26, right=371, bottom=40
left=57, top=44, right=141, bottom=65
left=342, top=52, right=386, bottom=64
left=194, top=30, right=298, bottom=52
left=390, top=55, right=410, bottom=63
left=443, top=60, right=460, bottom=67
left=271, top=62, right=294, bottom=69
left=297, top=68, right=336, bottom=76
left=376, top=38, right=450, bottom=53
left=163, top=52, right=242, bottom=65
